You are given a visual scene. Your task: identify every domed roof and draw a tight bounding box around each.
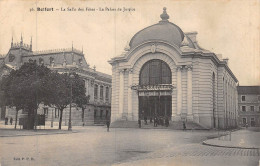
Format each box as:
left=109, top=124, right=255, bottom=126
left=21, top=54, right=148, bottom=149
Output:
left=129, top=8, right=184, bottom=48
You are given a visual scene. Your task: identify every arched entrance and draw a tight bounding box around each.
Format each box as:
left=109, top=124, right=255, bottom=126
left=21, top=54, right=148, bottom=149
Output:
left=138, top=59, right=172, bottom=120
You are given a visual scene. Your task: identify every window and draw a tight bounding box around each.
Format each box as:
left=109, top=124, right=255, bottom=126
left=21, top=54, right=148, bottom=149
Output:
left=55, top=108, right=58, bottom=118
left=242, top=106, right=246, bottom=112
left=258, top=96, right=260, bottom=101
left=140, top=59, right=171, bottom=85
left=241, top=96, right=245, bottom=101
left=242, top=118, right=247, bottom=124
left=94, top=84, right=98, bottom=99
left=100, top=110, right=103, bottom=118
left=100, top=86, right=104, bottom=100
left=250, top=106, right=254, bottom=111
left=94, top=110, right=97, bottom=118
left=105, top=87, right=109, bottom=101
left=106, top=110, right=109, bottom=118
left=259, top=106, right=260, bottom=112
left=44, top=108, right=48, bottom=118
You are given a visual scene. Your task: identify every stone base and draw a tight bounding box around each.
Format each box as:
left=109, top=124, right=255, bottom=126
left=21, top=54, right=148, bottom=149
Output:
left=171, top=115, right=181, bottom=121
left=187, top=114, right=193, bottom=121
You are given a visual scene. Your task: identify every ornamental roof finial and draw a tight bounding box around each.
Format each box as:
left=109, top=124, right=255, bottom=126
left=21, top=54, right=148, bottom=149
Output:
left=20, top=33, right=23, bottom=44
left=160, top=7, right=169, bottom=21
left=11, top=36, right=13, bottom=47
left=30, top=36, right=32, bottom=51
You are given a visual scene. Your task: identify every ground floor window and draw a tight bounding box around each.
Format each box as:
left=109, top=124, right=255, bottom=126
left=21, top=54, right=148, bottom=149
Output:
left=251, top=118, right=255, bottom=126
left=100, top=110, right=103, bottom=119
left=94, top=110, right=97, bottom=118
left=242, top=118, right=247, bottom=125
left=44, top=108, right=48, bottom=117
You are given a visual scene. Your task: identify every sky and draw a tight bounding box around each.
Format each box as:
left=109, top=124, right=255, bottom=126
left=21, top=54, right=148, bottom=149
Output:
left=0, top=0, right=259, bottom=86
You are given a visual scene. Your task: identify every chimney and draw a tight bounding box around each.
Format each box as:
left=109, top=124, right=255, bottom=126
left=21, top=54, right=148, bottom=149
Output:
left=223, top=58, right=229, bottom=66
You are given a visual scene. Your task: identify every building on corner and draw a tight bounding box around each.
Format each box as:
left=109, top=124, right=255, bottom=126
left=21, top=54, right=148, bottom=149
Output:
left=237, top=86, right=260, bottom=127
left=0, top=36, right=111, bottom=126
left=109, top=8, right=238, bottom=129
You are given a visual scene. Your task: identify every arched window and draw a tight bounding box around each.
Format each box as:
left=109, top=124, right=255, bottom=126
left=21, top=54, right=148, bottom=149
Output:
left=139, top=59, right=171, bottom=85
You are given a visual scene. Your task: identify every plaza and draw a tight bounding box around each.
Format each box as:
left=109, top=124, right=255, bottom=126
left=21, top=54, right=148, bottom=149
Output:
left=0, top=125, right=259, bottom=166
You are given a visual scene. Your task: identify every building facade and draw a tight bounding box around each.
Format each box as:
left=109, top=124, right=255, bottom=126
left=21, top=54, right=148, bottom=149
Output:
left=0, top=36, right=112, bottom=126
left=109, top=8, right=238, bottom=129
left=238, top=86, right=260, bottom=127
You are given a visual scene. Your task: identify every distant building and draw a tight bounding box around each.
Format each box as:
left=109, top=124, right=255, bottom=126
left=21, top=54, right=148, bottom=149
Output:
left=238, top=86, right=260, bottom=127
left=109, top=8, right=238, bottom=129
left=0, top=36, right=111, bottom=126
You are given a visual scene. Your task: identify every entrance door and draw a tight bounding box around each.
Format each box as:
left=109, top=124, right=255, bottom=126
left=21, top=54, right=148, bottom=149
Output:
left=139, top=96, right=171, bottom=120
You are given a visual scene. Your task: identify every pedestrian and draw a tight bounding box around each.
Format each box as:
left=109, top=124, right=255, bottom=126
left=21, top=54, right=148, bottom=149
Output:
left=154, top=117, right=157, bottom=127
left=138, top=119, right=141, bottom=128
left=183, top=122, right=186, bottom=131
left=144, top=116, right=147, bottom=125
left=10, top=117, right=13, bottom=125
left=150, top=117, right=153, bottom=123
left=165, top=117, right=169, bottom=127
left=106, top=119, right=110, bottom=132
left=5, top=117, right=8, bottom=125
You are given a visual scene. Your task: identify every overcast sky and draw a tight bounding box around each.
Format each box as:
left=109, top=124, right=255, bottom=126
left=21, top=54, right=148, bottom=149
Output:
left=0, top=0, right=259, bottom=86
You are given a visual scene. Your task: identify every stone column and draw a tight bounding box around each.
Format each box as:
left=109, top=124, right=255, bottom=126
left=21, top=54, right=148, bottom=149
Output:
left=119, top=69, right=124, bottom=119
left=97, top=84, right=100, bottom=102
left=85, top=79, right=89, bottom=96
left=128, top=69, right=133, bottom=120
left=186, top=65, right=193, bottom=120
left=176, top=66, right=182, bottom=118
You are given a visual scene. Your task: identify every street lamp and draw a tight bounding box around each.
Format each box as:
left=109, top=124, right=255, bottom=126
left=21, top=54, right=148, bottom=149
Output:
left=68, top=74, right=75, bottom=131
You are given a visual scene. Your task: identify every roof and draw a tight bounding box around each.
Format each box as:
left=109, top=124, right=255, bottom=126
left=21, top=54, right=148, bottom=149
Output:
left=238, top=86, right=260, bottom=94
left=129, top=8, right=184, bottom=49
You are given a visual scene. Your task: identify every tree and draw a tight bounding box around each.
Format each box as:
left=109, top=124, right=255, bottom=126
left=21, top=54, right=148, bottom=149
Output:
left=1, top=61, right=52, bottom=129
left=72, top=74, right=90, bottom=124
left=42, top=71, right=89, bottom=129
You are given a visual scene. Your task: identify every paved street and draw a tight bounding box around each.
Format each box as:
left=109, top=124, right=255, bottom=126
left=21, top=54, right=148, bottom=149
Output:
left=0, top=126, right=259, bottom=166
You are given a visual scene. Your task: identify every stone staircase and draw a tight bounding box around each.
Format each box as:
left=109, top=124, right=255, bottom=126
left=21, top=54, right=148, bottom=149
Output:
left=110, top=120, right=209, bottom=130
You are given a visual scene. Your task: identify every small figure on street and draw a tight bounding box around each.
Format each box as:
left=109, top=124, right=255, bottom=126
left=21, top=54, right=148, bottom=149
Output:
left=183, top=122, right=186, bottom=131
left=165, top=117, right=169, bottom=127
left=144, top=116, right=147, bottom=125
left=106, top=119, right=110, bottom=132
left=138, top=119, right=141, bottom=128
left=154, top=117, right=158, bottom=127
left=150, top=117, right=153, bottom=123
left=245, top=123, right=248, bottom=129
left=5, top=117, right=8, bottom=125
left=10, top=117, right=13, bottom=125
left=161, top=117, right=164, bottom=126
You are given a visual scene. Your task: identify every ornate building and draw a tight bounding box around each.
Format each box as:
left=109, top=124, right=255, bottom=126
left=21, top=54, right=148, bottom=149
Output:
left=0, top=36, right=111, bottom=126
left=238, top=86, right=260, bottom=127
left=109, top=8, right=238, bottom=129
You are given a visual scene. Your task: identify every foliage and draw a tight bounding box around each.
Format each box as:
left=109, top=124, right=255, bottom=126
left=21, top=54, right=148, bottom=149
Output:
left=0, top=61, right=52, bottom=129
left=1, top=61, right=89, bottom=130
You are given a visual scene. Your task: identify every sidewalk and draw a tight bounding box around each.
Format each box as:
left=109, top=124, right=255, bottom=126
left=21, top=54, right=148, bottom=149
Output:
left=203, top=128, right=260, bottom=149
left=0, top=121, right=78, bottom=137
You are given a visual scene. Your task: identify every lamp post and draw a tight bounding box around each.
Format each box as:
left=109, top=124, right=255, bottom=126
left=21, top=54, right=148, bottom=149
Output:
left=68, top=74, right=75, bottom=131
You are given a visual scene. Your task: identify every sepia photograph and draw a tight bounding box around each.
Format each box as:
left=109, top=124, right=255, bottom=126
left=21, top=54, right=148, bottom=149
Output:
left=0, top=0, right=259, bottom=165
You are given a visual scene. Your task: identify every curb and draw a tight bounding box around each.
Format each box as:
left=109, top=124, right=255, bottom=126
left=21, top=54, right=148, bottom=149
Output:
left=202, top=140, right=259, bottom=150
left=0, top=130, right=78, bottom=137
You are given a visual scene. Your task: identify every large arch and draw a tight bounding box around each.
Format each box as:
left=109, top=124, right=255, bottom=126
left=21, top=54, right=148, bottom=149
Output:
left=130, top=51, right=178, bottom=121
left=138, top=59, right=173, bottom=120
